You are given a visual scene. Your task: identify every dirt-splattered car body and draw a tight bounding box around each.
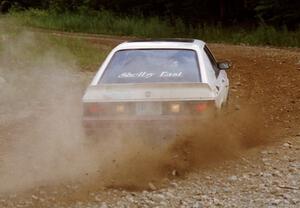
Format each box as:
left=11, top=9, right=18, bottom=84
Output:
left=82, top=39, right=230, bottom=131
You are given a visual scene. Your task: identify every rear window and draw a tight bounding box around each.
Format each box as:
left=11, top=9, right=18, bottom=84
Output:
left=100, top=49, right=201, bottom=84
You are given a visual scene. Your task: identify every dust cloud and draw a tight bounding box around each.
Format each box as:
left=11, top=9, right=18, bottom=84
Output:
left=0, top=27, right=98, bottom=192
left=90, top=106, right=270, bottom=190
left=0, top=24, right=270, bottom=194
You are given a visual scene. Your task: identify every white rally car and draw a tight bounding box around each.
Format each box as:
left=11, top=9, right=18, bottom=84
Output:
left=82, top=39, right=230, bottom=131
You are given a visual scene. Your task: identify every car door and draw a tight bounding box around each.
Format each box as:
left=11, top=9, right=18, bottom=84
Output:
left=203, top=46, right=229, bottom=107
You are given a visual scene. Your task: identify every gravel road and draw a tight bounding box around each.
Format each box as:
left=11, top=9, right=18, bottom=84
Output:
left=0, top=30, right=299, bottom=207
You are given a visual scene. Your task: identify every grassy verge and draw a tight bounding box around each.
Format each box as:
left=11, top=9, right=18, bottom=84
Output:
left=0, top=17, right=108, bottom=71
left=5, top=9, right=300, bottom=47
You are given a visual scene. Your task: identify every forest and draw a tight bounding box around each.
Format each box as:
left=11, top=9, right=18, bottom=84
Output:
left=1, top=0, right=299, bottom=28
left=0, top=0, right=299, bottom=46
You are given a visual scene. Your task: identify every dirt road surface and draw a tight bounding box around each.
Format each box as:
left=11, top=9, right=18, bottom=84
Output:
left=0, top=30, right=299, bottom=208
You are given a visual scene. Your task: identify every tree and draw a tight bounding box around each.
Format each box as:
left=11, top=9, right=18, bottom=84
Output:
left=255, top=0, right=300, bottom=28
left=1, top=0, right=299, bottom=29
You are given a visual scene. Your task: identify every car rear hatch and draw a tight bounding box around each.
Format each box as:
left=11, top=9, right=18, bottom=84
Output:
left=83, top=83, right=215, bottom=102
left=82, top=83, right=216, bottom=118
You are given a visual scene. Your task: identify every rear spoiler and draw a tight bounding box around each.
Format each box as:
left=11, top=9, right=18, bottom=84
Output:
left=83, top=82, right=216, bottom=102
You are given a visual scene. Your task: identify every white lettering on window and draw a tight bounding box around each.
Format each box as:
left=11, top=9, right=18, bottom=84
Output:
left=160, top=71, right=183, bottom=77
left=118, top=72, right=154, bottom=79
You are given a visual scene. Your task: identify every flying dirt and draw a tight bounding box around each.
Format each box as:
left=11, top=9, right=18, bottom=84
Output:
left=0, top=24, right=299, bottom=207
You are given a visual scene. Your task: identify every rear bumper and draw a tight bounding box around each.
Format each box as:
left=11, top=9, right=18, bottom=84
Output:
left=82, top=114, right=213, bottom=131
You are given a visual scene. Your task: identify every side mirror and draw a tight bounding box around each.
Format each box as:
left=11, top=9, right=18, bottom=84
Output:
left=217, top=61, right=231, bottom=70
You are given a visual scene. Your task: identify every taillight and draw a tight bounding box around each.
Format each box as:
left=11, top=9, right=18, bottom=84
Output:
left=84, top=102, right=132, bottom=116
left=194, top=103, right=208, bottom=112
left=169, top=103, right=181, bottom=113
left=115, top=104, right=126, bottom=113
left=88, top=103, right=103, bottom=113
left=163, top=101, right=214, bottom=115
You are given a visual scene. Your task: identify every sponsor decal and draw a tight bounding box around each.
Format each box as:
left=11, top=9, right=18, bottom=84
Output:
left=118, top=71, right=183, bottom=79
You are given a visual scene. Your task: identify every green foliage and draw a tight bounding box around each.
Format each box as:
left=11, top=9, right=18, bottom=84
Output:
left=1, top=0, right=299, bottom=28
left=0, top=18, right=105, bottom=71
left=8, top=9, right=300, bottom=47
left=10, top=9, right=173, bottom=37
left=47, top=35, right=108, bottom=70
left=255, top=0, right=300, bottom=28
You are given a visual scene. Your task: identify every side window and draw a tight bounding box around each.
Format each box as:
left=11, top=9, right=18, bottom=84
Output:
left=202, top=49, right=217, bottom=82
left=204, top=46, right=220, bottom=77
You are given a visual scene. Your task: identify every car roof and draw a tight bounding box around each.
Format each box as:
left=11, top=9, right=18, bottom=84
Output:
left=115, top=39, right=206, bottom=51
left=127, top=38, right=195, bottom=43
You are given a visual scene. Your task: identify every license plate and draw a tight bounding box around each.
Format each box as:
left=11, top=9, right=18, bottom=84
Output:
left=136, top=102, right=162, bottom=115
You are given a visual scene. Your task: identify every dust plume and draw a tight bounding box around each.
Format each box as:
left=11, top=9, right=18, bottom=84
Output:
left=89, top=106, right=271, bottom=190
left=0, top=22, right=271, bottom=195
left=0, top=26, right=99, bottom=192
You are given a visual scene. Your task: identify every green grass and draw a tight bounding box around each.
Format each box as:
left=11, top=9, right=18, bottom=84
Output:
left=46, top=36, right=109, bottom=70
left=8, top=9, right=172, bottom=38
left=0, top=17, right=108, bottom=71
left=4, top=9, right=300, bottom=47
